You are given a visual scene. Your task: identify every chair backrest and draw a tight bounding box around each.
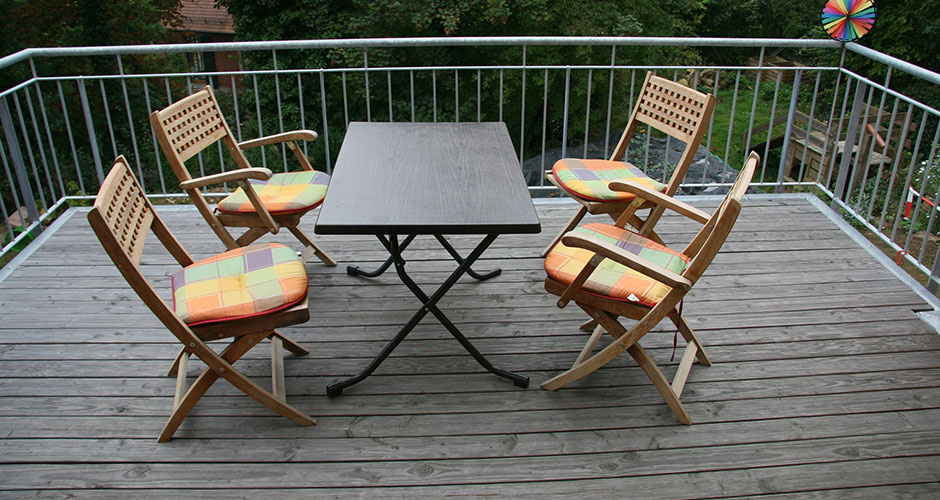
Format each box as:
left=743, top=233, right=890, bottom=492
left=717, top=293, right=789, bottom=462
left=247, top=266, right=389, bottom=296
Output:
left=149, top=86, right=251, bottom=182
left=610, top=72, right=717, bottom=196
left=88, top=156, right=196, bottom=337
left=680, top=151, right=759, bottom=284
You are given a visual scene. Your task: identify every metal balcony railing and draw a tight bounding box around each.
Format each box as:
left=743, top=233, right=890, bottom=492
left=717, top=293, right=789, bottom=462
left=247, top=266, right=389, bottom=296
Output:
left=1, top=37, right=939, bottom=287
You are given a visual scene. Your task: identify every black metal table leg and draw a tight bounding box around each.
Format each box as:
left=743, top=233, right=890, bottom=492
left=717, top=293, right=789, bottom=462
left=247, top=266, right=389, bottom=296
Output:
left=433, top=234, right=502, bottom=280
left=326, top=233, right=528, bottom=395
left=346, top=234, right=418, bottom=277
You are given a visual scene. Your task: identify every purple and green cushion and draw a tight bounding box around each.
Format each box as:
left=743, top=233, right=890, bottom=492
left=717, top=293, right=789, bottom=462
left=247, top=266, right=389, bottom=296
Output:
left=544, top=223, right=689, bottom=306
left=171, top=243, right=308, bottom=326
left=217, top=170, right=330, bottom=215
left=552, top=158, right=666, bottom=202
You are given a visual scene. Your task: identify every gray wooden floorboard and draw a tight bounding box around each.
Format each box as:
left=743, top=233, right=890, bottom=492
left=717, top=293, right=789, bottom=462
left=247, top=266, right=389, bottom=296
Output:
left=1, top=197, right=939, bottom=498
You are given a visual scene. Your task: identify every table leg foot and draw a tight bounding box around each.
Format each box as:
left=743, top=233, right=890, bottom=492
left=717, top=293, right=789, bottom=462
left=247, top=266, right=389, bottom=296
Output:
left=325, top=383, right=344, bottom=397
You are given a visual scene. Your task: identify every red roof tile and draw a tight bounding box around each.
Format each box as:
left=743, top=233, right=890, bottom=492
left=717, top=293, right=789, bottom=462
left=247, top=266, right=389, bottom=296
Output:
left=177, top=0, right=234, bottom=34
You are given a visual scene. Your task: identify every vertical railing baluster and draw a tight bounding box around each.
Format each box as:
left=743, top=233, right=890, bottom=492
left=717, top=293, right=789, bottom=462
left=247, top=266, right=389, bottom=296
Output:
left=890, top=111, right=928, bottom=242
left=0, top=96, right=40, bottom=231
left=99, top=80, right=118, bottom=159
left=866, top=92, right=899, bottom=222
left=777, top=70, right=802, bottom=192
left=454, top=69, right=459, bottom=122
left=252, top=74, right=266, bottom=169
left=409, top=70, right=415, bottom=122
left=319, top=71, right=332, bottom=174
left=476, top=69, right=481, bottom=122
left=387, top=71, right=393, bottom=122
left=31, top=73, right=66, bottom=198
left=77, top=79, right=104, bottom=186
left=903, top=123, right=940, bottom=254
left=498, top=69, right=504, bottom=123
left=320, top=69, right=333, bottom=174
left=540, top=69, right=549, bottom=172
left=798, top=71, right=823, bottom=183
left=519, top=45, right=527, bottom=163
left=880, top=105, right=913, bottom=231
left=117, top=55, right=144, bottom=190
left=432, top=69, right=438, bottom=123
left=363, top=49, right=371, bottom=122
left=916, top=127, right=940, bottom=264
left=722, top=71, right=741, bottom=179
left=832, top=79, right=867, bottom=208
left=23, top=87, right=56, bottom=203
left=55, top=100, right=79, bottom=219
left=703, top=69, right=720, bottom=184
left=604, top=46, right=615, bottom=159
left=12, top=94, right=47, bottom=211
left=561, top=67, right=570, bottom=159
left=743, top=47, right=765, bottom=163
left=583, top=68, right=592, bottom=158
left=760, top=72, right=782, bottom=183
left=298, top=73, right=308, bottom=157
left=273, top=50, right=288, bottom=171
left=142, top=79, right=167, bottom=194
left=342, top=71, right=349, bottom=127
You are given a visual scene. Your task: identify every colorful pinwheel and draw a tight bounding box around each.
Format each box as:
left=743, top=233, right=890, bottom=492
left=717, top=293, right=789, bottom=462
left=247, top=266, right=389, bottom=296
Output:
left=822, top=0, right=877, bottom=42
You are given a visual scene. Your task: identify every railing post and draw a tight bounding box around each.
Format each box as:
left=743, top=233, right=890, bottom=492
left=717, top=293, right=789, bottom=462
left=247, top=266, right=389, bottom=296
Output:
left=76, top=79, right=104, bottom=185
left=831, top=78, right=867, bottom=210
left=776, top=69, right=802, bottom=193
left=0, top=96, right=41, bottom=235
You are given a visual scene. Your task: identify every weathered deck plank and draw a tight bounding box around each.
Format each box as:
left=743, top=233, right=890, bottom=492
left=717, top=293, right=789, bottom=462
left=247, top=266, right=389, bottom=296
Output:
left=1, top=196, right=939, bottom=498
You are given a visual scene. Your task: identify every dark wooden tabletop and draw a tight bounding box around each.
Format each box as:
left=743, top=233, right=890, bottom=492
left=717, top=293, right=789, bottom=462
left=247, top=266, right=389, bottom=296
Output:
left=315, top=122, right=541, bottom=235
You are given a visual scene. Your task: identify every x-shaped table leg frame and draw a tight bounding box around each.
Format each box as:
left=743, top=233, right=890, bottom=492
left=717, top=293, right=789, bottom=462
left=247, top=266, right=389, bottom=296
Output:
left=326, top=233, right=529, bottom=396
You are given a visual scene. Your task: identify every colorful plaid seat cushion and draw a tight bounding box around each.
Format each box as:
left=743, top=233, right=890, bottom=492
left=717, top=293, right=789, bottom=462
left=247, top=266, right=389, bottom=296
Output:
left=544, top=223, right=689, bottom=306
left=216, top=170, right=330, bottom=215
left=171, top=243, right=308, bottom=326
left=552, top=159, right=667, bottom=202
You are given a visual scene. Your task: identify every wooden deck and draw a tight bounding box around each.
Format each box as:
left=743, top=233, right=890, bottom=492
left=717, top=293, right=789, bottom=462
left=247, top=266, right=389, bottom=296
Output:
left=2, top=195, right=940, bottom=498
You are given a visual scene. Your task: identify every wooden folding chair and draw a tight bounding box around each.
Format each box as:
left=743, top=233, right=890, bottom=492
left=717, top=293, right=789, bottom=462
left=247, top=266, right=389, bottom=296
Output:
left=541, top=152, right=759, bottom=424
left=88, top=156, right=315, bottom=442
left=150, top=85, right=336, bottom=266
left=543, top=71, right=716, bottom=255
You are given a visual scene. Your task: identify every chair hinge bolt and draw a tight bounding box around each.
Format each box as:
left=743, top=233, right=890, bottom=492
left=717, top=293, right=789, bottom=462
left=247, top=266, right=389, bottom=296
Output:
left=189, top=342, right=195, bottom=348
left=219, top=367, right=226, bottom=373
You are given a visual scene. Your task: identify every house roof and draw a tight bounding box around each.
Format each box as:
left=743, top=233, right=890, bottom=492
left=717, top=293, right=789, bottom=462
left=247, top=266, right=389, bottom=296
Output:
left=177, top=0, right=234, bottom=35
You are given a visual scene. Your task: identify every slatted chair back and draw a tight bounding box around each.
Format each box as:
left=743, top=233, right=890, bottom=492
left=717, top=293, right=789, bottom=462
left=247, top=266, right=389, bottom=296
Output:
left=610, top=72, right=717, bottom=196
left=88, top=156, right=195, bottom=333
left=151, top=86, right=249, bottom=180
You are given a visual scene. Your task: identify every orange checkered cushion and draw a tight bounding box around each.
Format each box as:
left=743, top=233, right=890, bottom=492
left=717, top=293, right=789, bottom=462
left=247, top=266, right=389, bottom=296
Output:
left=171, top=243, right=307, bottom=326
left=552, top=158, right=666, bottom=202
left=217, top=170, right=329, bottom=215
left=544, top=223, right=689, bottom=306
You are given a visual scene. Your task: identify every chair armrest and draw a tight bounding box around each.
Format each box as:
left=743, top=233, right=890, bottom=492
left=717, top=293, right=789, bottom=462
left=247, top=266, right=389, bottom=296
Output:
left=608, top=179, right=710, bottom=224
left=178, top=168, right=273, bottom=191
left=561, top=231, right=692, bottom=291
left=238, top=130, right=318, bottom=150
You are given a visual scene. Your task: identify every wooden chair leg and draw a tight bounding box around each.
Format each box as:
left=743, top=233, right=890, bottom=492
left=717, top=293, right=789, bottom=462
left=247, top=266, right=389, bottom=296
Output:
left=579, top=318, right=598, bottom=332
left=235, top=227, right=269, bottom=247
left=270, top=335, right=286, bottom=401
left=287, top=225, right=336, bottom=267
left=159, top=332, right=314, bottom=442
left=167, top=346, right=189, bottom=376
left=627, top=343, right=692, bottom=425
left=542, top=306, right=632, bottom=390
left=669, top=311, right=711, bottom=366
left=541, top=205, right=588, bottom=257
left=271, top=330, right=308, bottom=356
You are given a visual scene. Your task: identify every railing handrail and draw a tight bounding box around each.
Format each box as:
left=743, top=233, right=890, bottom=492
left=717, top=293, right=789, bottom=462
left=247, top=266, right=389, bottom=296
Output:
left=2, top=36, right=843, bottom=70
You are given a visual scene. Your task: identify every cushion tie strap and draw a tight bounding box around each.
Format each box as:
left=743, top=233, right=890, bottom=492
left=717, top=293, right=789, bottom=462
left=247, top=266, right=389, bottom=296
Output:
left=670, top=299, right=683, bottom=362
